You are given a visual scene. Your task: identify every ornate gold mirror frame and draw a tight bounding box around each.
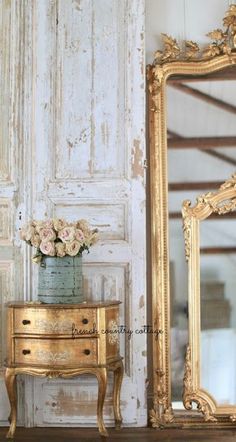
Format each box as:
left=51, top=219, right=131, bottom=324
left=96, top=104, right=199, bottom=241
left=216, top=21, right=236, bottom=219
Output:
left=182, top=174, right=236, bottom=423
left=148, top=4, right=236, bottom=427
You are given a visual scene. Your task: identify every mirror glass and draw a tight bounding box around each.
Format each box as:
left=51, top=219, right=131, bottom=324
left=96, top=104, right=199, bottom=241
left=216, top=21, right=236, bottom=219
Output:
left=200, top=214, right=236, bottom=405
left=167, top=69, right=236, bottom=408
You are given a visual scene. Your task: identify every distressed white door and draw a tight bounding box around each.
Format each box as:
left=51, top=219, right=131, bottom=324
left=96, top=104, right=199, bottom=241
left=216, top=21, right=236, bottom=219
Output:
left=17, top=0, right=147, bottom=427
left=0, top=0, right=35, bottom=426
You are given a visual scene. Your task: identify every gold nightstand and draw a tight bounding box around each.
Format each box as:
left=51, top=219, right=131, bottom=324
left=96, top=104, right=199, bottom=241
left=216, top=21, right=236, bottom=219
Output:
left=5, top=301, right=123, bottom=438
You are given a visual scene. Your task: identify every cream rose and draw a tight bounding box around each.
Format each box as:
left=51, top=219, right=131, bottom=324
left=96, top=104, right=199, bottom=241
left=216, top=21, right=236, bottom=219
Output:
left=20, top=225, right=35, bottom=242
left=31, top=234, right=41, bottom=248
left=65, top=240, right=81, bottom=256
left=90, top=231, right=98, bottom=245
left=84, top=229, right=98, bottom=247
left=53, top=218, right=67, bottom=232
left=35, top=221, right=45, bottom=233
left=39, top=228, right=56, bottom=242
left=76, top=219, right=90, bottom=233
left=58, top=227, right=75, bottom=242
left=20, top=218, right=98, bottom=263
left=55, top=242, right=66, bottom=257
left=39, top=241, right=55, bottom=256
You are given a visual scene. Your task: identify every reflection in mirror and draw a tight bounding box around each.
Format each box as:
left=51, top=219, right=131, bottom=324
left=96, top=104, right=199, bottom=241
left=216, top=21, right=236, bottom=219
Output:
left=167, top=70, right=236, bottom=409
left=200, top=216, right=236, bottom=405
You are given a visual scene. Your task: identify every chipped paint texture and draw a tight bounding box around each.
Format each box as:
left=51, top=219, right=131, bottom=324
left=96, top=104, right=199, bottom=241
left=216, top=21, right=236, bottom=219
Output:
left=139, top=294, right=145, bottom=309
left=132, top=139, right=144, bottom=179
left=1, top=0, right=146, bottom=427
left=0, top=0, right=27, bottom=426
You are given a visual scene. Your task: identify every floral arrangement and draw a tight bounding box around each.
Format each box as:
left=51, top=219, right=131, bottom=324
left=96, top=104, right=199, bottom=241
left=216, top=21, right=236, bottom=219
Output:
left=20, top=218, right=98, bottom=263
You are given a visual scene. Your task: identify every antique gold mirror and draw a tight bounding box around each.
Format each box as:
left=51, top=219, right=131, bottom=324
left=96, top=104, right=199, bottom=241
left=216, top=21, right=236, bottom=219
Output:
left=183, top=175, right=236, bottom=422
left=148, top=4, right=236, bottom=427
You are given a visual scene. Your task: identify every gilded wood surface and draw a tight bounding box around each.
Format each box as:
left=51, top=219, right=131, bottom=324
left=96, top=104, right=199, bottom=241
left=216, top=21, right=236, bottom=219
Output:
left=7, top=301, right=121, bottom=308
left=5, top=360, right=124, bottom=439
left=148, top=52, right=236, bottom=426
left=153, top=5, right=236, bottom=64
left=148, top=3, right=236, bottom=427
left=5, top=303, right=124, bottom=438
left=182, top=175, right=236, bottom=420
left=105, top=307, right=120, bottom=360
left=14, top=337, right=98, bottom=366
left=14, top=307, right=97, bottom=335
left=183, top=346, right=217, bottom=422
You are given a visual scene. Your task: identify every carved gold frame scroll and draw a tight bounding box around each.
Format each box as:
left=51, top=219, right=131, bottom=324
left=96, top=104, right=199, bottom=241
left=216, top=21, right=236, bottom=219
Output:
left=182, top=175, right=236, bottom=423
left=148, top=4, right=236, bottom=428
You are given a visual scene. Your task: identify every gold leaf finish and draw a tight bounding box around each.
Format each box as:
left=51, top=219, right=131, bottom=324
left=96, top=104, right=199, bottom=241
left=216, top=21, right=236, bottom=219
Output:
left=148, top=3, right=236, bottom=428
left=183, top=346, right=217, bottom=422
left=182, top=200, right=192, bottom=261
left=184, top=174, right=236, bottom=219
left=153, top=4, right=236, bottom=64
left=182, top=176, right=236, bottom=423
left=107, top=320, right=119, bottom=345
left=5, top=302, right=123, bottom=439
left=185, top=41, right=200, bottom=59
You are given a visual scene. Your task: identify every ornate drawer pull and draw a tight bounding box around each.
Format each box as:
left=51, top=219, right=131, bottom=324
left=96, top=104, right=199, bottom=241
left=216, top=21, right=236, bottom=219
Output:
left=22, top=349, right=31, bottom=355
left=84, top=349, right=91, bottom=355
left=22, top=320, right=31, bottom=325
left=82, top=318, right=89, bottom=324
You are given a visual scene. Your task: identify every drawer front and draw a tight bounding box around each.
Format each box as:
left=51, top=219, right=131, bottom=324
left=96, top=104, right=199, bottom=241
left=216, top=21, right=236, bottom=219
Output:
left=14, top=308, right=97, bottom=336
left=14, top=337, right=98, bottom=366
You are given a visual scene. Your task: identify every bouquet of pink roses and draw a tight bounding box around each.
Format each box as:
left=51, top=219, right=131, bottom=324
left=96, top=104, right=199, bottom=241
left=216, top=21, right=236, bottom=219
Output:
left=20, top=218, right=98, bottom=263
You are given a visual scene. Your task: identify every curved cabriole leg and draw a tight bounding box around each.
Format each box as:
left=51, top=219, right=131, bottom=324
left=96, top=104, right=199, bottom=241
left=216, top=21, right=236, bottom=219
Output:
left=5, top=368, right=17, bottom=439
left=96, top=367, right=108, bottom=437
left=113, top=360, right=124, bottom=429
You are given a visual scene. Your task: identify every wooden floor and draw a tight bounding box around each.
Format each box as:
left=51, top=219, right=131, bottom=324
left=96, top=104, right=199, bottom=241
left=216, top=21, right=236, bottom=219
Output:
left=1, top=427, right=236, bottom=441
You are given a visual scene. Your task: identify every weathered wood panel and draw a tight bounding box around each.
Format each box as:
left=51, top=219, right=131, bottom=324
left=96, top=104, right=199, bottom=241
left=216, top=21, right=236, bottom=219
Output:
left=0, top=262, right=14, bottom=365
left=0, top=0, right=146, bottom=428
left=30, top=0, right=146, bottom=428
left=53, top=202, right=127, bottom=241
left=1, top=427, right=236, bottom=441
left=0, top=0, right=27, bottom=427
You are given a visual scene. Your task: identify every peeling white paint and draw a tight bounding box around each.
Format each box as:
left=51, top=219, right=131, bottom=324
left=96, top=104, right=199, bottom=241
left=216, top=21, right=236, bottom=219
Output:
left=1, top=0, right=146, bottom=428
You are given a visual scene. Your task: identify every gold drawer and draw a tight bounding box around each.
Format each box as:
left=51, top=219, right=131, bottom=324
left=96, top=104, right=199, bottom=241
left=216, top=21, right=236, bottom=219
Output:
left=14, top=337, right=98, bottom=366
left=13, top=308, right=97, bottom=335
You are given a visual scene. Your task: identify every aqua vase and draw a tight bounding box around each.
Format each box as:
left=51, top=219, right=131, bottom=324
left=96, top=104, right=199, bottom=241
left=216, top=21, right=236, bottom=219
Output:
left=38, top=256, right=84, bottom=304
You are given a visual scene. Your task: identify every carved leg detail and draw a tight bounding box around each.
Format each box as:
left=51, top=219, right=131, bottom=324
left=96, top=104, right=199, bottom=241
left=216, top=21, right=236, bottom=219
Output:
left=96, top=368, right=108, bottom=437
left=5, top=368, right=17, bottom=439
left=113, top=360, right=124, bottom=429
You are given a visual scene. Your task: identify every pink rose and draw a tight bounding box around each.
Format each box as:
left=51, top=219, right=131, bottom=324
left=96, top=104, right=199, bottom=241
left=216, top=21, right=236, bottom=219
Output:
left=39, top=228, right=56, bottom=242
left=75, top=229, right=85, bottom=242
left=65, top=240, right=81, bottom=256
left=58, top=227, right=75, bottom=242
left=43, top=220, right=54, bottom=229
left=39, top=241, right=55, bottom=256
